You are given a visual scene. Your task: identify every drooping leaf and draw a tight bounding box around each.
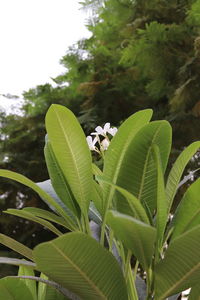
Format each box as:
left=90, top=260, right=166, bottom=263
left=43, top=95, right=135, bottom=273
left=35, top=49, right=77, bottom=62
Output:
left=45, top=104, right=93, bottom=217
left=44, top=139, right=80, bottom=218
left=0, top=233, right=33, bottom=261
left=171, top=178, right=200, bottom=240
left=18, top=266, right=37, bottom=300
left=107, top=211, right=156, bottom=270
left=155, top=225, right=200, bottom=299
left=103, top=109, right=153, bottom=216
left=0, top=277, right=34, bottom=300
left=0, top=169, right=75, bottom=230
left=166, top=141, right=200, bottom=214
left=4, top=209, right=62, bottom=236
left=23, top=207, right=70, bottom=229
left=34, top=232, right=128, bottom=300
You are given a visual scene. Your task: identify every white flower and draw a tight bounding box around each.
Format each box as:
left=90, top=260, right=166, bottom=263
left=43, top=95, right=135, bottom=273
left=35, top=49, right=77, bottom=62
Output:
left=107, top=126, right=117, bottom=136
left=87, top=122, right=118, bottom=153
left=101, top=138, right=110, bottom=150
left=86, top=135, right=97, bottom=151
left=91, top=123, right=111, bottom=137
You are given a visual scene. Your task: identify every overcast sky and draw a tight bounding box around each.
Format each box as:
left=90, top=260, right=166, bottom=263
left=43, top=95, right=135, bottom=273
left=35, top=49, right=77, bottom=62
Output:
left=0, top=0, right=90, bottom=113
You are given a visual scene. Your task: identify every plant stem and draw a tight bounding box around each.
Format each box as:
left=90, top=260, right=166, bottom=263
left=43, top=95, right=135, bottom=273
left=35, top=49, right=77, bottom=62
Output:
left=133, top=260, right=139, bottom=281
left=124, top=250, right=132, bottom=281
left=100, top=213, right=107, bottom=245
left=84, top=213, right=92, bottom=236
left=127, top=263, right=138, bottom=300
left=108, top=229, right=114, bottom=251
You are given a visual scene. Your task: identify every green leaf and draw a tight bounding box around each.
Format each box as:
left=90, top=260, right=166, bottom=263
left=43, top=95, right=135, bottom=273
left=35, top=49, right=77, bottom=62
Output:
left=23, top=207, right=70, bottom=229
left=4, top=209, right=62, bottom=236
left=18, top=266, right=37, bottom=300
left=155, top=225, right=200, bottom=299
left=107, top=211, right=156, bottom=270
left=152, top=145, right=168, bottom=249
left=45, top=104, right=93, bottom=216
left=0, top=277, right=34, bottom=300
left=97, top=177, right=149, bottom=224
left=0, top=169, right=75, bottom=230
left=107, top=120, right=171, bottom=214
left=189, top=285, right=200, bottom=300
left=0, top=233, right=33, bottom=261
left=166, top=141, right=200, bottom=214
left=44, top=139, right=80, bottom=218
left=171, top=178, right=200, bottom=240
left=103, top=109, right=153, bottom=216
left=34, top=232, right=128, bottom=300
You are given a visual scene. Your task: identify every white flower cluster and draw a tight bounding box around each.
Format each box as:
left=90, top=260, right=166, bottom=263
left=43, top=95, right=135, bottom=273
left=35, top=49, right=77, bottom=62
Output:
left=86, top=123, right=117, bottom=153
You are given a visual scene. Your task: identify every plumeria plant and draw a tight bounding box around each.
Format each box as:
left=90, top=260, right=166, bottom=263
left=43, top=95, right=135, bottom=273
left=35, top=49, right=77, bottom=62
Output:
left=0, top=104, right=200, bottom=300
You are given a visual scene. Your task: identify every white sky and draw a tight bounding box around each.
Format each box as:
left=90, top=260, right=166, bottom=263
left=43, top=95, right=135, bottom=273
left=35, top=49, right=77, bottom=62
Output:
left=0, top=0, right=90, bottom=113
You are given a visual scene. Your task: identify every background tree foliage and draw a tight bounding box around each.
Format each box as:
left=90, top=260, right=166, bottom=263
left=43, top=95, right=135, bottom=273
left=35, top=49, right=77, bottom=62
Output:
left=0, top=0, right=200, bottom=275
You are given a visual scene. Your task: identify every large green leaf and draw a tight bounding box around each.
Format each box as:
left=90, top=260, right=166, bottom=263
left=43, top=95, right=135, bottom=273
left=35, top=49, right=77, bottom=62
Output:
left=45, top=104, right=93, bottom=216
left=171, top=178, right=200, bottom=240
left=107, top=211, right=156, bottom=270
left=0, top=169, right=76, bottom=230
left=34, top=232, right=128, bottom=300
left=103, top=109, right=153, bottom=216
left=152, top=145, right=168, bottom=250
left=0, top=277, right=34, bottom=300
left=97, top=177, right=149, bottom=224
left=4, top=209, right=62, bottom=236
left=108, top=121, right=171, bottom=214
left=18, top=266, right=37, bottom=300
left=44, top=139, right=80, bottom=218
left=0, top=233, right=33, bottom=261
left=166, top=141, right=200, bottom=214
left=155, top=225, right=200, bottom=299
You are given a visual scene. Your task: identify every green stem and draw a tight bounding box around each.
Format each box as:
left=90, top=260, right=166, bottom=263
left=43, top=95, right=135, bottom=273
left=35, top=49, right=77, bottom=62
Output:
left=146, top=268, right=153, bottom=300
left=124, top=250, right=132, bottom=281
left=108, top=229, right=114, bottom=251
left=127, top=263, right=138, bottom=300
left=133, top=260, right=139, bottom=281
left=100, top=213, right=107, bottom=245
left=84, top=213, right=92, bottom=236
